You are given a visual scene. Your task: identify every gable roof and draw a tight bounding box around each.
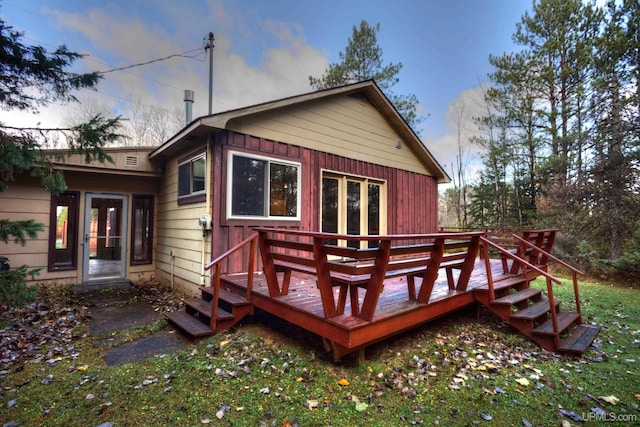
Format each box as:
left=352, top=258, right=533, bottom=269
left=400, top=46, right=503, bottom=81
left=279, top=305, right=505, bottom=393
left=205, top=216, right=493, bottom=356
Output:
left=149, top=80, right=450, bottom=183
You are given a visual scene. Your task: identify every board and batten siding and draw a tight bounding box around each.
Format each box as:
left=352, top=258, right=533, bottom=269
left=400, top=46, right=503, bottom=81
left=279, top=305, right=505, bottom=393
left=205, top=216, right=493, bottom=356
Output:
left=155, top=143, right=212, bottom=291
left=210, top=131, right=438, bottom=274
left=225, top=93, right=433, bottom=176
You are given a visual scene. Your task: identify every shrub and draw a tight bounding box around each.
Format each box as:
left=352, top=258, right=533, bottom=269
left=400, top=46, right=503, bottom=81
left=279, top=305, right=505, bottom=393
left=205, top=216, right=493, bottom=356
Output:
left=0, top=265, right=40, bottom=309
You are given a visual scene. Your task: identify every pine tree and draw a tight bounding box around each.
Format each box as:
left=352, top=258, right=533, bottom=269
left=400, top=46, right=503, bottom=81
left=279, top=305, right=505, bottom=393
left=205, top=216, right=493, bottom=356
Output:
left=309, top=20, right=422, bottom=131
left=0, top=14, right=123, bottom=304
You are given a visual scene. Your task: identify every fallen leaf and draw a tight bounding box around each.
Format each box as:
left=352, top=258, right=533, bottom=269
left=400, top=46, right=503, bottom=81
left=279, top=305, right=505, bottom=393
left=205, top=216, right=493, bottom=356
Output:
left=76, top=365, right=89, bottom=371
left=515, top=378, right=530, bottom=386
left=306, top=399, right=319, bottom=410
left=600, top=395, right=619, bottom=405
left=355, top=402, right=368, bottom=412
left=559, top=409, right=584, bottom=422
left=338, top=378, right=350, bottom=386
left=201, top=418, right=211, bottom=424
left=635, top=393, right=640, bottom=401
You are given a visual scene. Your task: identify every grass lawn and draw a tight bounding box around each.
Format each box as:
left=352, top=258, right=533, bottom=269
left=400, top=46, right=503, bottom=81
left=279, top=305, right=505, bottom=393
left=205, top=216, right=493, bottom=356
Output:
left=1, top=278, right=638, bottom=426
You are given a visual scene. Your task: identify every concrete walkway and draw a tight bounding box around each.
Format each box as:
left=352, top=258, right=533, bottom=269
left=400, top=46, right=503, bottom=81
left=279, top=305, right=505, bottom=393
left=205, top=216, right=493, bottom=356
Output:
left=75, top=283, right=190, bottom=366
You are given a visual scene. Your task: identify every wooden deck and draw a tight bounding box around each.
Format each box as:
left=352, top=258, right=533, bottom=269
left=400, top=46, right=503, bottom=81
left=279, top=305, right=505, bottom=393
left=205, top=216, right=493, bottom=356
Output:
left=219, top=258, right=504, bottom=359
left=167, top=228, right=600, bottom=360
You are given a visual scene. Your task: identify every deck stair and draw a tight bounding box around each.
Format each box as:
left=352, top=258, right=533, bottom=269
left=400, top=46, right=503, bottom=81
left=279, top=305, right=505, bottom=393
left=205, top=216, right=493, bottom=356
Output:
left=475, top=233, right=601, bottom=354
left=165, top=286, right=253, bottom=339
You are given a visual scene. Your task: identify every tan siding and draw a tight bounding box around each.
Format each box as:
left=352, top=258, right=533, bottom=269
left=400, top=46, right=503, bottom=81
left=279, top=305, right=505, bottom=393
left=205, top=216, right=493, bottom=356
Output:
left=1, top=172, right=160, bottom=286
left=226, top=95, right=433, bottom=175
left=154, top=142, right=211, bottom=286
left=0, top=182, right=51, bottom=274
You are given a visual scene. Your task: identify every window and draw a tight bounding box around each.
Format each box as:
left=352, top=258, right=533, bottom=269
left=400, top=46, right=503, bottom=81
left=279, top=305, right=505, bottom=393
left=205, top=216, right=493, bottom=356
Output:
left=178, top=151, right=206, bottom=203
left=228, top=151, right=300, bottom=219
left=48, top=191, right=79, bottom=271
left=131, top=195, right=154, bottom=265
left=321, top=172, right=385, bottom=248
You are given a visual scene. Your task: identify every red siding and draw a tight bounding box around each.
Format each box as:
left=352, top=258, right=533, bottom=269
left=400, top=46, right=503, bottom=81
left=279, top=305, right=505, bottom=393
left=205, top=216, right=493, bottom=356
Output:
left=211, top=131, right=439, bottom=273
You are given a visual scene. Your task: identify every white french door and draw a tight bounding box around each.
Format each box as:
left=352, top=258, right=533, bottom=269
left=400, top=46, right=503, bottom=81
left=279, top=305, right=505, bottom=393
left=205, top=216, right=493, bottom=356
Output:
left=82, top=194, right=128, bottom=282
left=321, top=173, right=385, bottom=248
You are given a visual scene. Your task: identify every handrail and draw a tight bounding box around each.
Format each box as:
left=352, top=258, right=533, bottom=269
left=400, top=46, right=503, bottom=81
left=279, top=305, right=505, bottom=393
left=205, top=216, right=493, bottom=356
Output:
left=512, top=234, right=583, bottom=316
left=480, top=236, right=561, bottom=336
left=480, top=237, right=561, bottom=284
left=512, top=234, right=583, bottom=275
left=203, top=233, right=258, bottom=330
left=205, top=233, right=258, bottom=270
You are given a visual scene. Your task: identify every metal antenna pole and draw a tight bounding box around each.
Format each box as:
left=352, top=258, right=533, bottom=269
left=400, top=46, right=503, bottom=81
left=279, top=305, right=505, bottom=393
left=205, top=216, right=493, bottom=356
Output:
left=206, top=32, right=215, bottom=115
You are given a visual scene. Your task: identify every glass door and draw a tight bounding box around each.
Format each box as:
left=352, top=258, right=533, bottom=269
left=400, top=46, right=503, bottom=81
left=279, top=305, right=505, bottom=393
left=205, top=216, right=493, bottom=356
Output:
left=321, top=173, right=385, bottom=249
left=83, top=194, right=128, bottom=282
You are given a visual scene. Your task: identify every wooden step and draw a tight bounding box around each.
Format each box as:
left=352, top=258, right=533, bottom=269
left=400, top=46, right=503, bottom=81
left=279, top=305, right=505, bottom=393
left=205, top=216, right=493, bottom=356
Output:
left=558, top=324, right=602, bottom=353
left=533, top=311, right=581, bottom=336
left=184, top=297, right=235, bottom=321
left=165, top=311, right=214, bottom=338
left=492, top=288, right=541, bottom=305
left=510, top=299, right=560, bottom=320
left=475, top=275, right=527, bottom=292
left=201, top=287, right=252, bottom=306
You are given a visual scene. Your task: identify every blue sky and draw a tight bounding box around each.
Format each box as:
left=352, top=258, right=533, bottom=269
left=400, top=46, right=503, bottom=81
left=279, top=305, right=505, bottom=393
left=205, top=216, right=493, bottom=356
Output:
left=1, top=0, right=531, bottom=170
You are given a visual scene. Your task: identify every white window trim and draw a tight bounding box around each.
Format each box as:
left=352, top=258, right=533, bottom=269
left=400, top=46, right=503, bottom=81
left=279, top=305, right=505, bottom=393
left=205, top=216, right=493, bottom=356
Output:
left=320, top=169, right=387, bottom=239
left=178, top=153, right=206, bottom=199
left=226, top=150, right=301, bottom=221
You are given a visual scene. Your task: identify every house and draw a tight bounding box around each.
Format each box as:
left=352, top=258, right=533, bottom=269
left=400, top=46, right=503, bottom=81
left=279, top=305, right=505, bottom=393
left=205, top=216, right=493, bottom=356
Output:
left=0, top=80, right=449, bottom=291
left=2, top=80, right=600, bottom=358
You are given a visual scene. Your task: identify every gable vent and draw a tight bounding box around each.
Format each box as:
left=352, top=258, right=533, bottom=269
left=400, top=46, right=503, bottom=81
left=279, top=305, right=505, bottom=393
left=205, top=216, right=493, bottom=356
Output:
left=125, top=155, right=139, bottom=168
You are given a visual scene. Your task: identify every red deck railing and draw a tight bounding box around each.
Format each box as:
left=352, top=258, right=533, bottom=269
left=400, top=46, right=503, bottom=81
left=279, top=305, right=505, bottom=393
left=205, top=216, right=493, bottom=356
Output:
left=204, top=233, right=257, bottom=330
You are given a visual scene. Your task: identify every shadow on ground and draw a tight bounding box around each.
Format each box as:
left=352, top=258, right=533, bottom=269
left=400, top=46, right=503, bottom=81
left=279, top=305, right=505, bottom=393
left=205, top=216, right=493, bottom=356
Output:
left=75, top=283, right=190, bottom=366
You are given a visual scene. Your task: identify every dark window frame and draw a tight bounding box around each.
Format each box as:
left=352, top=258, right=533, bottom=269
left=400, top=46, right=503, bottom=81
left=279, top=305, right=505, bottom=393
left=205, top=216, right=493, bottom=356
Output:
left=130, top=194, right=154, bottom=265
left=177, top=147, right=206, bottom=205
left=48, top=191, right=80, bottom=271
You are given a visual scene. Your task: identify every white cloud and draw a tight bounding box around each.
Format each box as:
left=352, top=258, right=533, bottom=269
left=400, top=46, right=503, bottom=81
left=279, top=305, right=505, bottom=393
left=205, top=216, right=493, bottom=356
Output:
left=17, top=2, right=328, bottom=137
left=425, top=84, right=490, bottom=186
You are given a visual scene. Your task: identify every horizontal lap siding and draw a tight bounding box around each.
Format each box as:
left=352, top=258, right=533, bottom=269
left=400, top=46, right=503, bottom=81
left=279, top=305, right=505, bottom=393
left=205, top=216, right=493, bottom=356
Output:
left=155, top=143, right=210, bottom=287
left=226, top=94, right=434, bottom=175
left=1, top=174, right=160, bottom=285
left=0, top=181, right=51, bottom=275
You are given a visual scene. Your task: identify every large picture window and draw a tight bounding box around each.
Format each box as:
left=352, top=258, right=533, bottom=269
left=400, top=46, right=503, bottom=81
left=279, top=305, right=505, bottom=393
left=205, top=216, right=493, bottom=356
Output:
left=228, top=151, right=300, bottom=220
left=130, top=195, right=154, bottom=265
left=178, top=151, right=206, bottom=204
left=48, top=191, right=80, bottom=271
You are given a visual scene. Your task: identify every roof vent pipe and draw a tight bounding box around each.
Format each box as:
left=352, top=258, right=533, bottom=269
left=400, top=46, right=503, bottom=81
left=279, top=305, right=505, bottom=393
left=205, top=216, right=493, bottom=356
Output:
left=184, top=89, right=194, bottom=124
